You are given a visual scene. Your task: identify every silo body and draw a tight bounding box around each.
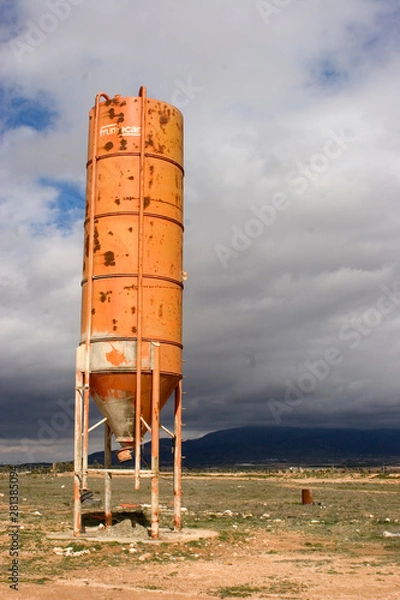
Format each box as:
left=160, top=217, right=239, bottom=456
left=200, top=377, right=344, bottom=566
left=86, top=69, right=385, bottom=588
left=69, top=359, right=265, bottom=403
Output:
left=78, top=91, right=184, bottom=452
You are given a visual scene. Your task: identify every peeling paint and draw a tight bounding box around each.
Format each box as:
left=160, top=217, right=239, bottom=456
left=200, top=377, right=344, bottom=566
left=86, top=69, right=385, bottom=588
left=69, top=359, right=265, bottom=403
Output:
left=105, top=345, right=128, bottom=367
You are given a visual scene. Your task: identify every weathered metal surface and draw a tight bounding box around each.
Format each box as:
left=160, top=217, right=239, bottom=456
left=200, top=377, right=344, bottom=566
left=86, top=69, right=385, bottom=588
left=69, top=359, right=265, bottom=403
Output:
left=74, top=87, right=184, bottom=538
left=302, top=489, right=314, bottom=505
left=80, top=88, right=184, bottom=446
left=73, top=370, right=84, bottom=536
left=174, top=381, right=182, bottom=531
left=76, top=340, right=154, bottom=372
left=104, top=422, right=112, bottom=527
left=151, top=343, right=160, bottom=538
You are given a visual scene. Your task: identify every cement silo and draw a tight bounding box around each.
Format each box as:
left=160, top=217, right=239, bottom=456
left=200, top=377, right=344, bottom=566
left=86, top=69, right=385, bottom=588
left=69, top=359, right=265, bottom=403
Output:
left=73, top=87, right=184, bottom=538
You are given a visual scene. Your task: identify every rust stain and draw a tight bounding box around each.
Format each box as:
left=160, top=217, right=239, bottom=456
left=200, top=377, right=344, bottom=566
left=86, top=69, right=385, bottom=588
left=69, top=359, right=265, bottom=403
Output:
left=104, top=141, right=113, bottom=151
left=105, top=345, right=127, bottom=367
left=93, top=227, right=101, bottom=252
left=145, top=134, right=154, bottom=149
left=144, top=196, right=151, bottom=208
left=104, top=251, right=116, bottom=266
left=159, top=107, right=170, bottom=129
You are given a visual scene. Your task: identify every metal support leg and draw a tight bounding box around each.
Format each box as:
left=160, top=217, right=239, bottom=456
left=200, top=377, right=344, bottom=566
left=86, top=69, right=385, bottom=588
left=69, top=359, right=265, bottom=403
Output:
left=151, top=342, right=160, bottom=539
left=174, top=380, right=182, bottom=531
left=104, top=421, right=112, bottom=527
left=82, top=383, right=90, bottom=490
left=73, top=370, right=84, bottom=536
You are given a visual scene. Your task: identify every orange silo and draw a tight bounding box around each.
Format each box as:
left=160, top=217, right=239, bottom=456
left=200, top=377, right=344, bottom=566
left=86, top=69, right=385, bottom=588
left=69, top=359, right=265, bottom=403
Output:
left=73, top=87, right=184, bottom=538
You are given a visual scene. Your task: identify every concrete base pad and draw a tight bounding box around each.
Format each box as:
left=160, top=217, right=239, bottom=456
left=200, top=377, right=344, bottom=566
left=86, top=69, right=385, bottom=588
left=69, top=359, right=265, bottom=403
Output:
left=47, top=527, right=218, bottom=544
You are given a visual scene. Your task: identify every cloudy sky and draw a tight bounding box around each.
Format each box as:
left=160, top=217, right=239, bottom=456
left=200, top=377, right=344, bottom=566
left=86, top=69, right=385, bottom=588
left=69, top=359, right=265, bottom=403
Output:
left=1, top=0, right=400, bottom=463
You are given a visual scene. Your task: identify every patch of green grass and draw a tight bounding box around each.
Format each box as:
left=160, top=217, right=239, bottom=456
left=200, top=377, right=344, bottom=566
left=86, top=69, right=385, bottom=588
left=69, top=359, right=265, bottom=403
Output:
left=33, top=577, right=52, bottom=584
left=267, top=578, right=307, bottom=594
left=213, top=584, right=267, bottom=598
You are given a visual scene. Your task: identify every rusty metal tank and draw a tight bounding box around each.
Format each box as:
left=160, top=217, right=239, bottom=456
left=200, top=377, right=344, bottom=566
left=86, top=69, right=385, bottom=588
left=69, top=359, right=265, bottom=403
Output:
left=77, top=87, right=184, bottom=455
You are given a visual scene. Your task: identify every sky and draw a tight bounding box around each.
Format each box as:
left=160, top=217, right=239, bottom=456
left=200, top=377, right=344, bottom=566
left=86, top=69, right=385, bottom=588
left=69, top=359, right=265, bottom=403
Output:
left=1, top=0, right=400, bottom=463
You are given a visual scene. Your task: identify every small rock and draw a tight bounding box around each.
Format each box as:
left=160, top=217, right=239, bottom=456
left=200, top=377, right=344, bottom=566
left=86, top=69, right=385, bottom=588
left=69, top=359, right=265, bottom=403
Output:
left=33, top=511, right=42, bottom=516
left=138, top=552, right=152, bottom=561
left=223, top=510, right=233, bottom=517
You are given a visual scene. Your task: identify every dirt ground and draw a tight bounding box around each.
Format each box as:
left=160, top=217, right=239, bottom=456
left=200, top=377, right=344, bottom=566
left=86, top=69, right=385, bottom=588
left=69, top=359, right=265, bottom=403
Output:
left=2, top=471, right=400, bottom=599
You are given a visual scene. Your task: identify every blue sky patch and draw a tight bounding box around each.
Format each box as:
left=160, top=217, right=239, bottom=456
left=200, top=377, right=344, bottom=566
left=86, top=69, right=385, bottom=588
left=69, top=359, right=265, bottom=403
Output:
left=39, top=178, right=85, bottom=233
left=0, top=87, right=58, bottom=133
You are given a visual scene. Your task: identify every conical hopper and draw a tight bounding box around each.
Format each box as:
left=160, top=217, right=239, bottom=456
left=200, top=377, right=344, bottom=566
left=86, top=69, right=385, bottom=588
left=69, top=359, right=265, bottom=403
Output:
left=90, top=372, right=181, bottom=444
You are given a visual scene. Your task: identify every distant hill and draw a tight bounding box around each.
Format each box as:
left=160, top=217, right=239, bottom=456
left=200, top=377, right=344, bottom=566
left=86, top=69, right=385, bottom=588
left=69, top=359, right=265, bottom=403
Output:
left=86, top=426, right=400, bottom=468
left=6, top=427, right=400, bottom=470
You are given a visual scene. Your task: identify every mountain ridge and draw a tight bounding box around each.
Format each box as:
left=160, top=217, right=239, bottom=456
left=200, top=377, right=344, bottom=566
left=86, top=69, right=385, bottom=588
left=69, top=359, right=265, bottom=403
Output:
left=90, top=425, right=400, bottom=468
